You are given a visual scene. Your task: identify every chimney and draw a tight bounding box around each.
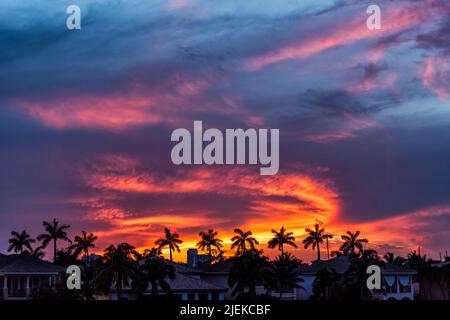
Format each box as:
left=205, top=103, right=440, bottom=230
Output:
left=187, top=248, right=198, bottom=268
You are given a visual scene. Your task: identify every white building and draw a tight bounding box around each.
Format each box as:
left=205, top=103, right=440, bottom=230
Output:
left=295, top=256, right=416, bottom=300
left=0, top=253, right=63, bottom=300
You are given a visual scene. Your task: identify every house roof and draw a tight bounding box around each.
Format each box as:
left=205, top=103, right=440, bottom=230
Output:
left=164, top=272, right=227, bottom=292
left=298, top=256, right=351, bottom=274
left=381, top=263, right=416, bottom=274
left=297, top=256, right=416, bottom=275
left=0, top=253, right=64, bottom=274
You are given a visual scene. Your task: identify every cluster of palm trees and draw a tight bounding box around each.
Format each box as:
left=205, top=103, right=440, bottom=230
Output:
left=7, top=219, right=440, bottom=300
left=7, top=219, right=368, bottom=264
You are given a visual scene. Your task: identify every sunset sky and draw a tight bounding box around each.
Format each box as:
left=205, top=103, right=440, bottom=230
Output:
left=1, top=0, right=450, bottom=262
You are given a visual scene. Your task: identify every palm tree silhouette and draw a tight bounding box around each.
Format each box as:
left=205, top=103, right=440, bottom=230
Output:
left=24, top=245, right=46, bottom=259
left=97, top=243, right=139, bottom=300
left=210, top=248, right=226, bottom=264
left=154, top=228, right=183, bottom=262
left=37, top=218, right=71, bottom=262
left=271, top=252, right=304, bottom=299
left=339, top=231, right=368, bottom=255
left=302, top=223, right=329, bottom=260
left=383, top=252, right=405, bottom=266
left=142, top=247, right=163, bottom=258
left=69, top=230, right=98, bottom=258
left=323, top=234, right=333, bottom=260
left=228, top=249, right=269, bottom=298
left=231, top=228, right=259, bottom=255
left=197, top=229, right=223, bottom=258
left=312, top=268, right=339, bottom=300
left=54, top=247, right=79, bottom=266
left=8, top=230, right=35, bottom=254
left=268, top=226, right=297, bottom=255
left=143, top=257, right=176, bottom=295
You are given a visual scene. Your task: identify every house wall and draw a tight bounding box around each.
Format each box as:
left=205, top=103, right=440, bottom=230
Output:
left=200, top=274, right=231, bottom=299
left=296, top=275, right=315, bottom=300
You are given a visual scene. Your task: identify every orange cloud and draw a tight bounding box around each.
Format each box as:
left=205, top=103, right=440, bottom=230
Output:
left=81, top=156, right=340, bottom=261
left=82, top=158, right=450, bottom=261
left=247, top=4, right=440, bottom=71
left=16, top=95, right=160, bottom=131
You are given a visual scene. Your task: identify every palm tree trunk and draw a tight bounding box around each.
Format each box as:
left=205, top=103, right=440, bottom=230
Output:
left=169, top=248, right=173, bottom=261
left=281, top=245, right=284, bottom=255
left=53, top=238, right=57, bottom=262
left=326, top=238, right=330, bottom=260
left=317, top=243, right=321, bottom=260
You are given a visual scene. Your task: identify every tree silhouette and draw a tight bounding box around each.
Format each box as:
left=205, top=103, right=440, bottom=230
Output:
left=23, top=245, right=46, bottom=259
left=197, top=229, right=223, bottom=258
left=270, top=252, right=304, bottom=299
left=54, top=247, right=79, bottom=267
left=339, top=231, right=368, bottom=255
left=142, top=257, right=176, bottom=295
left=154, top=228, right=183, bottom=262
left=97, top=243, right=139, bottom=300
left=302, top=223, right=329, bottom=260
left=142, top=247, right=163, bottom=258
left=383, top=252, right=405, bottom=266
left=37, top=218, right=71, bottom=262
left=312, top=268, right=339, bottom=300
left=231, top=228, right=259, bottom=255
left=8, top=230, right=35, bottom=254
left=69, top=231, right=98, bottom=258
left=268, top=226, right=297, bottom=255
left=228, top=249, right=270, bottom=299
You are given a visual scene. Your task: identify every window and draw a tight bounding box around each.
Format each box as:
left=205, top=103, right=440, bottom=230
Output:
left=398, top=276, right=411, bottom=293
left=384, top=276, right=397, bottom=293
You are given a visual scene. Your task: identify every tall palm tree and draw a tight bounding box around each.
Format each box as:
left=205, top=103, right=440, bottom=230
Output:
left=268, top=226, right=297, bottom=255
left=69, top=231, right=98, bottom=258
left=324, top=234, right=333, bottom=260
left=302, top=223, right=329, bottom=261
left=197, top=229, right=223, bottom=257
left=8, top=230, right=35, bottom=254
left=154, top=228, right=183, bottom=262
left=339, top=231, right=368, bottom=255
left=96, top=243, right=139, bottom=300
left=271, top=252, right=304, bottom=299
left=231, top=228, right=259, bottom=255
left=37, top=218, right=71, bottom=262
